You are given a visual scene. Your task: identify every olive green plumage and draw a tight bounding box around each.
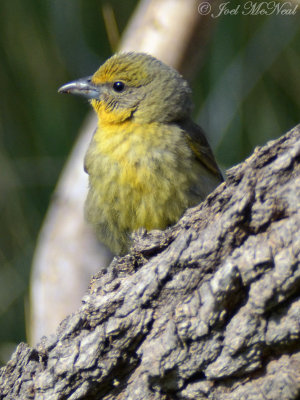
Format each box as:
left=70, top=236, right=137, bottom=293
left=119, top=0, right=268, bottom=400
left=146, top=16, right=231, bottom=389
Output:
left=59, top=52, right=223, bottom=255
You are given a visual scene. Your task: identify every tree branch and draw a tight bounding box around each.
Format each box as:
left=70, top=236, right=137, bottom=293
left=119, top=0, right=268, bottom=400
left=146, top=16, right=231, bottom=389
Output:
left=2, top=124, right=300, bottom=399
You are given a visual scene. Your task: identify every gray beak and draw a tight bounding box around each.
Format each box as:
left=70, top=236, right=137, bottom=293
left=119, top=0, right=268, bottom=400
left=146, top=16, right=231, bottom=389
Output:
left=58, top=76, right=100, bottom=100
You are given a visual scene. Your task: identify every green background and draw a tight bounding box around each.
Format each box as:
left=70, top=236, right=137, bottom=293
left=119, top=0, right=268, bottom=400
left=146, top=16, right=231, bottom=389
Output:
left=0, top=0, right=299, bottom=365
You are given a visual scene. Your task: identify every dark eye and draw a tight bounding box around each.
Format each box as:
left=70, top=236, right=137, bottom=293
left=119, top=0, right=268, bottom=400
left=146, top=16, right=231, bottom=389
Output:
left=113, top=81, right=125, bottom=92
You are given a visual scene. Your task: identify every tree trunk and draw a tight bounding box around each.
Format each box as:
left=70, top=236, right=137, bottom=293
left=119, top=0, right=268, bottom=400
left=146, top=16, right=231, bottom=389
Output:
left=1, top=124, right=300, bottom=399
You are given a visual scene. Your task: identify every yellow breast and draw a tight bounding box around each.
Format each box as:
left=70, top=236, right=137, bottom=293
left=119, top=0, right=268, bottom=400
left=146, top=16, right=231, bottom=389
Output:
left=84, top=119, right=196, bottom=253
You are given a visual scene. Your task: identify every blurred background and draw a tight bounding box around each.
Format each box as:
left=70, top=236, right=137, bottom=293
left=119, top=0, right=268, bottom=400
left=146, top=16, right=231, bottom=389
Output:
left=0, top=0, right=299, bottom=365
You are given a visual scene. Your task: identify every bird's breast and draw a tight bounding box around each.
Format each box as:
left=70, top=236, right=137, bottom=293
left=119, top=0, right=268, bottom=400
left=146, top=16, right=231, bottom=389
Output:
left=84, top=121, right=196, bottom=232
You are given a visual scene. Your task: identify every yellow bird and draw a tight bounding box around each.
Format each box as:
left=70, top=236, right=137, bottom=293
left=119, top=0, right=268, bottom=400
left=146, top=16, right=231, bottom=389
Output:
left=59, top=52, right=223, bottom=255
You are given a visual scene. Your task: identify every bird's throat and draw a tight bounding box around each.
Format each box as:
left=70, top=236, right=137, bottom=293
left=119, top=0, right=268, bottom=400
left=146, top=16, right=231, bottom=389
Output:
left=91, top=99, right=135, bottom=125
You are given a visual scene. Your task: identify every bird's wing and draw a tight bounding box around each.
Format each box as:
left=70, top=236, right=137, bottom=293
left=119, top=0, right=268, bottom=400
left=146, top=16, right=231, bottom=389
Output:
left=178, top=119, right=224, bottom=182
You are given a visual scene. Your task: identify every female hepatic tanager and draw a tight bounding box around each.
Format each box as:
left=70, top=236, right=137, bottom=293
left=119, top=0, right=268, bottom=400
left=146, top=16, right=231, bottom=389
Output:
left=59, top=52, right=223, bottom=255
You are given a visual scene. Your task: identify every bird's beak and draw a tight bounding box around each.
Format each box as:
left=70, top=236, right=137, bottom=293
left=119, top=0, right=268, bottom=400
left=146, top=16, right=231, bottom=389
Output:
left=58, top=76, right=100, bottom=100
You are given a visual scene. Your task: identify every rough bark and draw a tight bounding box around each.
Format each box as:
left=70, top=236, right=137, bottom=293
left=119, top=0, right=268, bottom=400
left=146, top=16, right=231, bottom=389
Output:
left=2, top=124, right=300, bottom=399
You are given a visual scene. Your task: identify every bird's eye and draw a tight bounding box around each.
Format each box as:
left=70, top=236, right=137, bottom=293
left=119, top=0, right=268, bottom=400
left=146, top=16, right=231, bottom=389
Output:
left=113, top=81, right=125, bottom=92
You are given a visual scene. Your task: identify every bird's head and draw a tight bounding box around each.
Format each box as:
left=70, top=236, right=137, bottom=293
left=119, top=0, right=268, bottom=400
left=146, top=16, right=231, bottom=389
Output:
left=59, top=52, right=193, bottom=124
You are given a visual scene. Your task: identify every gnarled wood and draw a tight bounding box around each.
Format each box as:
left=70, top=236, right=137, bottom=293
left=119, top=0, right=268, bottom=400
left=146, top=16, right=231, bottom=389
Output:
left=2, top=124, right=300, bottom=399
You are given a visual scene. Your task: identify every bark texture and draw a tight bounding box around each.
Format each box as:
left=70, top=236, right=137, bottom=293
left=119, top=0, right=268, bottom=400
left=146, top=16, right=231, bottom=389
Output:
left=1, top=124, right=300, bottom=399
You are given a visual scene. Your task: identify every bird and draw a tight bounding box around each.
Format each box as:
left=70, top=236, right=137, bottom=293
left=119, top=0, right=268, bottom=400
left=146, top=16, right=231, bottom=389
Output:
left=59, top=52, right=223, bottom=255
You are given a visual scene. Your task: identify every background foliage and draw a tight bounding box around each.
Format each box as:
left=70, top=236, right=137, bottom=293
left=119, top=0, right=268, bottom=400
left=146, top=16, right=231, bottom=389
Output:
left=0, top=0, right=299, bottom=365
